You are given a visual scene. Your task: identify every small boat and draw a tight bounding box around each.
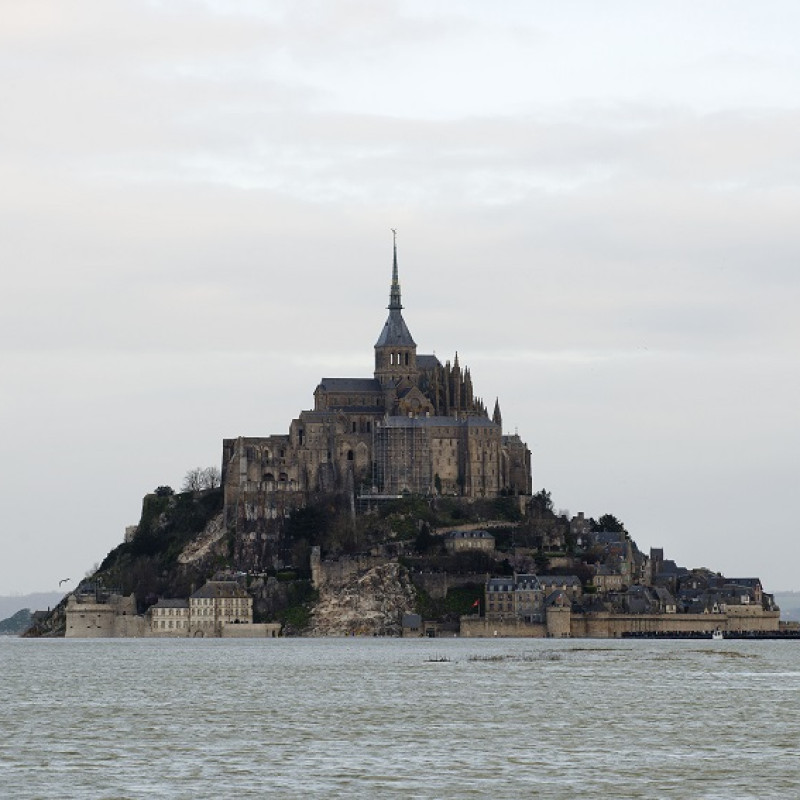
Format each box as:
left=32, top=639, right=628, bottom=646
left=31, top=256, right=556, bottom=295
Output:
left=711, top=628, right=724, bottom=640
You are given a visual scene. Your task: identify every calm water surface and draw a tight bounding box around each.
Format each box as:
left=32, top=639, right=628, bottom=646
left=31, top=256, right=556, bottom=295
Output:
left=1, top=637, right=798, bottom=799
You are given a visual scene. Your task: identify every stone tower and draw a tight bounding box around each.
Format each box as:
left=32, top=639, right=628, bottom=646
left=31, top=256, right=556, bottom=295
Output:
left=374, top=232, right=418, bottom=389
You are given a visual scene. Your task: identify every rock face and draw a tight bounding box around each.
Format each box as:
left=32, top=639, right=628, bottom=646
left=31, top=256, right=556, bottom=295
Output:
left=178, top=513, right=227, bottom=565
left=308, top=561, right=416, bottom=636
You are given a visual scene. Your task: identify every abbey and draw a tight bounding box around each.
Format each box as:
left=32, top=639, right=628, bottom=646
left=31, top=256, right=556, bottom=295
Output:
left=221, top=239, right=531, bottom=530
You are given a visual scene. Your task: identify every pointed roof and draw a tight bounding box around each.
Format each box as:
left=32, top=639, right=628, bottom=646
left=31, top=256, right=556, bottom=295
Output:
left=389, top=228, right=402, bottom=311
left=492, top=398, right=502, bottom=427
left=375, top=231, right=416, bottom=348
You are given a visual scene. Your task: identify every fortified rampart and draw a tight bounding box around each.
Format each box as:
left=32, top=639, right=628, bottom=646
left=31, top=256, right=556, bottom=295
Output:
left=460, top=608, right=781, bottom=638
left=65, top=593, right=144, bottom=638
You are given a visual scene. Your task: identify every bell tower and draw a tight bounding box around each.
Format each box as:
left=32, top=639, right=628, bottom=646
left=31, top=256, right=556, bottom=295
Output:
left=374, top=230, right=418, bottom=388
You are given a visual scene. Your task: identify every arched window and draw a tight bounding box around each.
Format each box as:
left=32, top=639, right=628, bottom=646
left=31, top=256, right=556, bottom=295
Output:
left=347, top=450, right=354, bottom=461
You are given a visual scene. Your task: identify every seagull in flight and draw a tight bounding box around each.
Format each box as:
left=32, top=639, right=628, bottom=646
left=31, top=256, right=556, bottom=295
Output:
left=59, top=578, right=71, bottom=586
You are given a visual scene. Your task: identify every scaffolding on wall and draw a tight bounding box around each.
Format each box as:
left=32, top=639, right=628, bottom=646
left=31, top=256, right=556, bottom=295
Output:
left=372, top=417, right=433, bottom=495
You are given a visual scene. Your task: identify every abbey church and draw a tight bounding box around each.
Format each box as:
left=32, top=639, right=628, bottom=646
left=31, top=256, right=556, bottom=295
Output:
left=221, top=240, right=531, bottom=529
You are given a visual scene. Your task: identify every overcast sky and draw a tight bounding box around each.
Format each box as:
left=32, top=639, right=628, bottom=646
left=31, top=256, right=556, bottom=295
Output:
left=2, top=1, right=799, bottom=597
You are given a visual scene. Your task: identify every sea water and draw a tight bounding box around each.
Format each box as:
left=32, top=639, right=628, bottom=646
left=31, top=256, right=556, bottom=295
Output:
left=1, top=637, right=798, bottom=799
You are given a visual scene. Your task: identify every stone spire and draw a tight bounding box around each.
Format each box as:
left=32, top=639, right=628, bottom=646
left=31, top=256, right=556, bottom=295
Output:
left=389, top=228, right=402, bottom=310
left=493, top=398, right=502, bottom=428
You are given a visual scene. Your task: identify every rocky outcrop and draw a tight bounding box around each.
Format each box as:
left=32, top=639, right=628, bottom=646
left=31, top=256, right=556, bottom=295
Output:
left=178, top=513, right=227, bottom=565
left=308, top=561, right=416, bottom=636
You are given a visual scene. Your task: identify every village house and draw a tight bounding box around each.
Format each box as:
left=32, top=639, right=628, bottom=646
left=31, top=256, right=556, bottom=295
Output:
left=485, top=574, right=545, bottom=623
left=444, top=529, right=495, bottom=554
left=149, top=598, right=190, bottom=636
left=536, top=575, right=582, bottom=600
left=592, top=564, right=625, bottom=592
left=189, top=580, right=253, bottom=637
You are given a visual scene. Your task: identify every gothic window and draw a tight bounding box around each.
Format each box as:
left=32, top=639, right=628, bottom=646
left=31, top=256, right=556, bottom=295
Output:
left=405, top=352, right=409, bottom=366
left=347, top=450, right=354, bottom=461
left=352, top=422, right=357, bottom=433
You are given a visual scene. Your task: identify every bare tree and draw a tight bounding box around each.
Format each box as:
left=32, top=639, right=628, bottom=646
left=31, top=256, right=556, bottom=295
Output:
left=201, top=466, right=221, bottom=489
left=182, top=466, right=221, bottom=492
left=182, top=467, right=204, bottom=492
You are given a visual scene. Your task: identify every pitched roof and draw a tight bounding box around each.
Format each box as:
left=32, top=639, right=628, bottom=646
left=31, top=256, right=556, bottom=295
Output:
left=447, top=529, right=494, bottom=540
left=317, top=378, right=382, bottom=393
left=375, top=309, right=416, bottom=348
left=190, top=581, right=249, bottom=600
left=417, top=354, right=441, bottom=370
left=537, top=575, right=581, bottom=587
left=545, top=589, right=570, bottom=607
left=516, top=574, right=541, bottom=590
left=379, top=415, right=496, bottom=429
left=151, top=598, right=189, bottom=608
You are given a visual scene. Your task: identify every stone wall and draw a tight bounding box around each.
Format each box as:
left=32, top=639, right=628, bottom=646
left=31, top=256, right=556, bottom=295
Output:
left=221, top=622, right=281, bottom=638
left=460, top=616, right=547, bottom=638
left=310, top=549, right=388, bottom=590
left=65, top=594, right=143, bottom=638
left=411, top=571, right=487, bottom=599
left=570, top=609, right=780, bottom=638
left=460, top=608, right=780, bottom=638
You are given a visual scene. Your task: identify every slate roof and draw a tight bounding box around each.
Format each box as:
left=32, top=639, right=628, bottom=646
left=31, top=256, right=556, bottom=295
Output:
left=545, top=589, right=570, bottom=607
left=487, top=578, right=515, bottom=592
left=317, top=378, right=382, bottom=393
left=151, top=598, right=189, bottom=609
left=724, top=578, right=762, bottom=588
left=190, top=581, right=249, bottom=600
left=375, top=309, right=416, bottom=348
left=653, top=587, right=676, bottom=605
left=516, top=574, right=541, bottom=591
left=417, top=354, right=442, bottom=370
left=380, top=415, right=496, bottom=429
left=657, top=559, right=686, bottom=577
left=537, top=575, right=581, bottom=588
left=447, top=529, right=494, bottom=541
left=593, top=531, right=626, bottom=545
